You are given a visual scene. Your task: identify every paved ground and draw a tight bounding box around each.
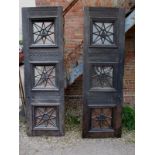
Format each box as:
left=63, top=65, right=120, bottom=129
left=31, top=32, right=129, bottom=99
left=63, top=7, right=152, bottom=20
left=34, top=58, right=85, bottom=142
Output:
left=19, top=65, right=134, bottom=155
left=19, top=119, right=134, bottom=155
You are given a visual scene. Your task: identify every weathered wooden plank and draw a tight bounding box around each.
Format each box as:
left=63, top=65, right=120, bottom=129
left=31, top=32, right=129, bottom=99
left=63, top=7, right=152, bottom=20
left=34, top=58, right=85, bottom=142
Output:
left=82, top=7, right=125, bottom=138
left=22, top=7, right=64, bottom=136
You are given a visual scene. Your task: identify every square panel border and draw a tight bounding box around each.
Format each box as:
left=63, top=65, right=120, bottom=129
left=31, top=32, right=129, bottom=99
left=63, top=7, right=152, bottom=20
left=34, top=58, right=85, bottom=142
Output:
left=88, top=62, right=118, bottom=92
left=32, top=104, right=59, bottom=131
left=30, top=61, right=60, bottom=91
left=89, top=18, right=118, bottom=48
left=88, top=105, right=116, bottom=132
left=29, top=17, right=58, bottom=48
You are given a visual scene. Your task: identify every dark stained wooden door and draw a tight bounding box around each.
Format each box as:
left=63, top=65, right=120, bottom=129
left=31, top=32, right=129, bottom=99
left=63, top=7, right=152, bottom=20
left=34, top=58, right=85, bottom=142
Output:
left=22, top=7, right=64, bottom=136
left=82, top=7, right=125, bottom=138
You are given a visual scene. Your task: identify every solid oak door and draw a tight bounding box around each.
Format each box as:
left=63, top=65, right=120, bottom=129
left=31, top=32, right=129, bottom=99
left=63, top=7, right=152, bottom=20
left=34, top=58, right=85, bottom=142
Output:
left=82, top=7, right=125, bottom=138
left=22, top=7, right=64, bottom=136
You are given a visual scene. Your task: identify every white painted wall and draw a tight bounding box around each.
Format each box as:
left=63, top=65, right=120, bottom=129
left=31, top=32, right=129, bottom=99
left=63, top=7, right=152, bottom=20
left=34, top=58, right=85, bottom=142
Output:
left=19, top=0, right=35, bottom=40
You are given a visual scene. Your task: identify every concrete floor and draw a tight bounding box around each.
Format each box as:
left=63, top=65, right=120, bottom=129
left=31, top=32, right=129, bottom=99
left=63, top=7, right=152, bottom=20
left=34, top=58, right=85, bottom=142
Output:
left=19, top=65, right=135, bottom=155
left=20, top=120, right=134, bottom=155
left=20, top=122, right=134, bottom=155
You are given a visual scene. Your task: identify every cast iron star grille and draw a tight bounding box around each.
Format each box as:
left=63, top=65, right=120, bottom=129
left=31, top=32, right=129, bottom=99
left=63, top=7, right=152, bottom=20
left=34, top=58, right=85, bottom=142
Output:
left=33, top=21, right=55, bottom=45
left=91, top=108, right=112, bottom=129
left=92, top=66, right=113, bottom=88
left=96, top=112, right=112, bottom=128
left=34, top=107, right=57, bottom=128
left=92, top=22, right=114, bottom=45
left=34, top=65, right=56, bottom=88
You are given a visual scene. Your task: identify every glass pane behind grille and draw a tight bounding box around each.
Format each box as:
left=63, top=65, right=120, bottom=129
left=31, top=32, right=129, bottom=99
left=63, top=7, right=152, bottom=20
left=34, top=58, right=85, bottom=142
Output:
left=91, top=108, right=112, bottom=129
left=91, top=66, right=113, bottom=89
left=34, top=106, right=57, bottom=128
left=33, top=21, right=55, bottom=45
left=92, top=22, right=114, bottom=45
left=34, top=65, right=56, bottom=89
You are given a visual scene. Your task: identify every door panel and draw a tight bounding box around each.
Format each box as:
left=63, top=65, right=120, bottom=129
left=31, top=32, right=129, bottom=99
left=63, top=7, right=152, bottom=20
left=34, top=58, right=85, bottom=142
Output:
left=82, top=7, right=125, bottom=138
left=22, top=7, right=64, bottom=136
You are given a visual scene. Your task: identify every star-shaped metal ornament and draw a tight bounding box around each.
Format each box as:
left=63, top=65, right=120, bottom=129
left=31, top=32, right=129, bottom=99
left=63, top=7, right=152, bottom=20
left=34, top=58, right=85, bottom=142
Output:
left=92, top=22, right=114, bottom=45
left=34, top=107, right=57, bottom=128
left=34, top=65, right=56, bottom=88
left=33, top=21, right=55, bottom=45
left=92, top=66, right=113, bottom=88
left=96, top=113, right=112, bottom=128
left=91, top=108, right=112, bottom=129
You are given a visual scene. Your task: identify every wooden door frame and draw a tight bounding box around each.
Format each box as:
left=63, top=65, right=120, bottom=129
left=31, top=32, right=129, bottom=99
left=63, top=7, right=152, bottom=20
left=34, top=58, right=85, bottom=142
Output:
left=82, top=7, right=125, bottom=138
left=22, top=7, right=64, bottom=136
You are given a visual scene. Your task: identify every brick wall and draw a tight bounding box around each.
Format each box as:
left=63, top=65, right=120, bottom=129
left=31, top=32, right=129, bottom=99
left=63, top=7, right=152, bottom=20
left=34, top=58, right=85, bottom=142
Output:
left=36, top=0, right=135, bottom=105
left=65, top=75, right=82, bottom=96
left=124, top=26, right=135, bottom=105
left=65, top=75, right=83, bottom=105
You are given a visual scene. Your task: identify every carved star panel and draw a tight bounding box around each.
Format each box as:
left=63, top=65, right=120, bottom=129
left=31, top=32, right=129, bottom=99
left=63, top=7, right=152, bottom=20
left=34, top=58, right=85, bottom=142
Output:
left=92, top=22, right=114, bottom=45
left=91, top=66, right=113, bottom=89
left=34, top=65, right=56, bottom=89
left=33, top=21, right=55, bottom=45
left=91, top=108, right=112, bottom=129
left=34, top=106, right=57, bottom=128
